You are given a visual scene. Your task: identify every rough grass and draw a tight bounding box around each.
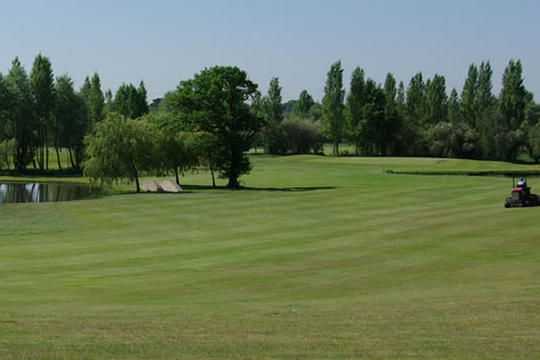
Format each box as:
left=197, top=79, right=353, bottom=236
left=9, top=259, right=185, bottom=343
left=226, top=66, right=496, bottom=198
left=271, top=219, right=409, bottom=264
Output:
left=1, top=156, right=540, bottom=359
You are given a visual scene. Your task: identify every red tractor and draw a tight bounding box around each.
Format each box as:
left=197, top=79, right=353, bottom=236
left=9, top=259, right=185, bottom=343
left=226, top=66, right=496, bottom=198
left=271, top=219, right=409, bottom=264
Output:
left=505, top=177, right=540, bottom=208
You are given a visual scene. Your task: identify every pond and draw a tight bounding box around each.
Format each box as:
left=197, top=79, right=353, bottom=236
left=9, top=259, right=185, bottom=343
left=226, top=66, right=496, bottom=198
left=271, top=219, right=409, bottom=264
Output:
left=0, top=182, right=95, bottom=204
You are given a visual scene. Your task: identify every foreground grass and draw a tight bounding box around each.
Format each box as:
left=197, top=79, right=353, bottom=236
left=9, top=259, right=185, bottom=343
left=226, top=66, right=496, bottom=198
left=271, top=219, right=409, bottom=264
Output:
left=1, top=156, right=540, bottom=359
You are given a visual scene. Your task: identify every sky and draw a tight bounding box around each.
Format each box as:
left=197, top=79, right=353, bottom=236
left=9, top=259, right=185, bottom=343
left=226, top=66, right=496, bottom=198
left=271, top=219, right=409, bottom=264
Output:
left=0, top=0, right=539, bottom=101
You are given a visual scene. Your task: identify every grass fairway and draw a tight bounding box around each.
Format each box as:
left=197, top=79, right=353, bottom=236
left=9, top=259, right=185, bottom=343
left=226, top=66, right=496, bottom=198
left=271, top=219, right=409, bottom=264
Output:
left=1, top=156, right=540, bottom=359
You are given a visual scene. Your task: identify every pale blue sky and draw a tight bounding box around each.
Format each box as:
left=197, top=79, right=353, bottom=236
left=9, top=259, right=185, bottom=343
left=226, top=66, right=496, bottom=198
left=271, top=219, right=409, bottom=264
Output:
left=1, top=0, right=538, bottom=101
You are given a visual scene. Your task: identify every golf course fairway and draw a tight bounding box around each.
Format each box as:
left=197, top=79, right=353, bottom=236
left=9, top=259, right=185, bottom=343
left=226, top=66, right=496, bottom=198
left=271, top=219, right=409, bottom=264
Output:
left=1, top=155, right=539, bottom=359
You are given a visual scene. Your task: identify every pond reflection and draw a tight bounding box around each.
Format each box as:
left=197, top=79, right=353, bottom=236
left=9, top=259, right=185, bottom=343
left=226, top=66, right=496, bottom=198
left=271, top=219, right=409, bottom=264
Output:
left=0, top=183, right=94, bottom=204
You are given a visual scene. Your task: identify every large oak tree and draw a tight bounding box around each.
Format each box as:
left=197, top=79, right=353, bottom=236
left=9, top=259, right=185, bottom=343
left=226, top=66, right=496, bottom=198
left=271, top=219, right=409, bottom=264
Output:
left=173, top=66, right=263, bottom=189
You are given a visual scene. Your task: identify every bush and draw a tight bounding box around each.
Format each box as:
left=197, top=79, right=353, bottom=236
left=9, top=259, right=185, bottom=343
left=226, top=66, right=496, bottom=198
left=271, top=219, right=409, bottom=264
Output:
left=265, top=118, right=323, bottom=155
left=264, top=124, right=288, bottom=155
left=427, top=122, right=478, bottom=158
left=529, top=123, right=540, bottom=163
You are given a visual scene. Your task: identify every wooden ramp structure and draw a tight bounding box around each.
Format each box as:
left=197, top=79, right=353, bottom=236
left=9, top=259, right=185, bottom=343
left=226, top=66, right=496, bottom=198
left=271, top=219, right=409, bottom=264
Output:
left=142, top=180, right=183, bottom=193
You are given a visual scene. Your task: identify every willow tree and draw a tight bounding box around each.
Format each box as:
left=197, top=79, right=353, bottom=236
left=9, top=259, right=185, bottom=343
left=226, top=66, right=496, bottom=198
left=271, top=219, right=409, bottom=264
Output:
left=84, top=113, right=156, bottom=193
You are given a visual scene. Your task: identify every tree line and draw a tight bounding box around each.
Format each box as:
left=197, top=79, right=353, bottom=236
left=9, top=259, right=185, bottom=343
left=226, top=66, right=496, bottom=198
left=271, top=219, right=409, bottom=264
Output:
left=0, top=55, right=150, bottom=172
left=85, top=66, right=262, bottom=191
left=270, top=59, right=539, bottom=162
left=0, top=55, right=263, bottom=190
left=1, top=53, right=539, bottom=192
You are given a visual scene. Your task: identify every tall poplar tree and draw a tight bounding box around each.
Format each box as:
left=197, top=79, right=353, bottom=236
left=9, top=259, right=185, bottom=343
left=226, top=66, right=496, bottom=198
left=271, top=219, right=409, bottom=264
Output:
left=425, top=74, right=448, bottom=125
left=55, top=75, right=88, bottom=170
left=383, top=73, right=397, bottom=106
left=81, top=73, right=105, bottom=130
left=496, top=59, right=528, bottom=161
left=6, top=58, right=35, bottom=171
left=104, top=89, right=114, bottom=114
left=0, top=74, right=12, bottom=142
left=476, top=61, right=496, bottom=158
left=266, top=77, right=283, bottom=125
left=359, top=79, right=387, bottom=155
left=396, top=81, right=406, bottom=116
left=448, top=89, right=461, bottom=125
left=136, top=81, right=149, bottom=116
left=347, top=67, right=365, bottom=154
left=112, top=83, right=150, bottom=119
left=296, top=90, right=315, bottom=115
left=406, top=73, right=426, bottom=126
left=30, top=54, right=56, bottom=170
left=322, top=61, right=345, bottom=156
left=461, top=64, right=479, bottom=127
left=383, top=73, right=401, bottom=155
left=404, top=73, right=426, bottom=154
left=499, top=60, right=527, bottom=130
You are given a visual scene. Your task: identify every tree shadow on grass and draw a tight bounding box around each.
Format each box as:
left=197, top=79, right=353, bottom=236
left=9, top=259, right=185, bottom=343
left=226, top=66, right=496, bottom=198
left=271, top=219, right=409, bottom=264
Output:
left=115, top=185, right=336, bottom=196
left=116, top=190, right=196, bottom=196
left=182, top=185, right=337, bottom=192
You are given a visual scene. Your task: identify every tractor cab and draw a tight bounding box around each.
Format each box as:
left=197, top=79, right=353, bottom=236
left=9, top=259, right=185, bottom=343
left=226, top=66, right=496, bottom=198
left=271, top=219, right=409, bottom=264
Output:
left=505, top=176, right=540, bottom=208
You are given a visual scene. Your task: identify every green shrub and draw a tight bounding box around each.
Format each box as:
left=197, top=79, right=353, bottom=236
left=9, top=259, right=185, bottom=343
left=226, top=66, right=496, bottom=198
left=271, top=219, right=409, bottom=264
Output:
left=265, top=118, right=323, bottom=155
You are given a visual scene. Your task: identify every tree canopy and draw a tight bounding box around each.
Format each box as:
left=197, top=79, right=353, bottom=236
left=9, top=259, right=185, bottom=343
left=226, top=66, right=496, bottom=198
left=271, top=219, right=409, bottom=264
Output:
left=84, top=113, right=157, bottom=192
left=171, top=66, right=264, bottom=188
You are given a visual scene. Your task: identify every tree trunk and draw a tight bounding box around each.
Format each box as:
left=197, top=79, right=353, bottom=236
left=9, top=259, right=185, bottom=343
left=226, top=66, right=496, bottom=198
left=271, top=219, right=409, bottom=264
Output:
left=45, top=127, right=49, bottom=171
left=37, top=129, right=42, bottom=170
left=208, top=153, right=216, bottom=188
left=12, top=151, right=17, bottom=171
left=40, top=126, right=45, bottom=170
left=55, top=146, right=62, bottom=170
left=135, top=175, right=141, bottom=193
left=131, top=161, right=141, bottom=193
left=68, top=148, right=75, bottom=169
left=174, top=167, right=181, bottom=186
left=227, top=176, right=239, bottom=189
left=210, top=166, right=216, bottom=188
